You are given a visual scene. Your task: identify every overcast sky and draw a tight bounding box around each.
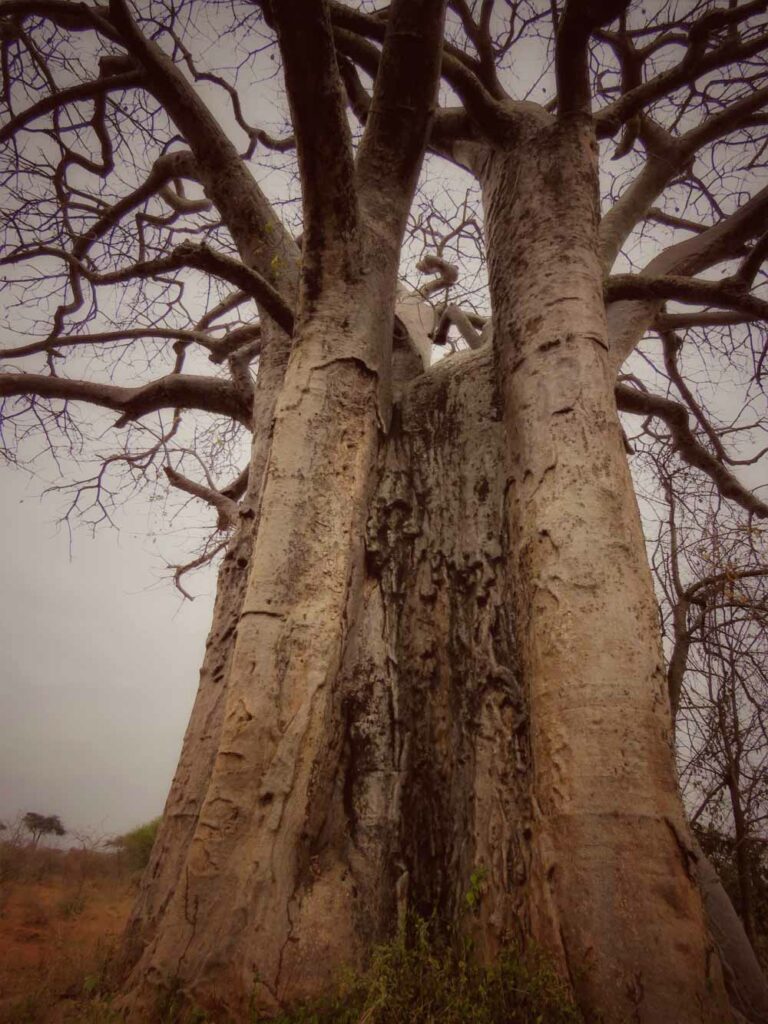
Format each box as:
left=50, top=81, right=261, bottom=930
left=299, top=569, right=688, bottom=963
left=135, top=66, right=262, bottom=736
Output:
left=0, top=467, right=216, bottom=840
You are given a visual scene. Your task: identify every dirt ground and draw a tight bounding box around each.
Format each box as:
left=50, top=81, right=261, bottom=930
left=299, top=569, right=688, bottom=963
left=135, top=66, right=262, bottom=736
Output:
left=0, top=865, right=134, bottom=1023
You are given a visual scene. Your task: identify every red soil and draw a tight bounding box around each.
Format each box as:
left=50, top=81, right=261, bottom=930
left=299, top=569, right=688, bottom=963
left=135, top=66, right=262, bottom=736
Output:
left=0, top=868, right=133, bottom=1022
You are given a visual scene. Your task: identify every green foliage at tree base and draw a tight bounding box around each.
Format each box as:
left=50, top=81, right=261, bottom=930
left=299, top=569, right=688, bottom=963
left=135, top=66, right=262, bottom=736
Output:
left=258, top=919, right=582, bottom=1024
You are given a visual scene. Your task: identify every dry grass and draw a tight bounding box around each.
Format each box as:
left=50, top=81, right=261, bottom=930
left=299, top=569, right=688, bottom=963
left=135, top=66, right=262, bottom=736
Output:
left=0, top=843, right=134, bottom=1024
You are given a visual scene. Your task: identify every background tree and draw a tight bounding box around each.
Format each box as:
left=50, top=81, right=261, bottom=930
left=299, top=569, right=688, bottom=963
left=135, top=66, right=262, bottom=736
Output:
left=22, top=812, right=66, bottom=848
left=644, top=465, right=768, bottom=994
left=109, top=818, right=161, bottom=872
left=2, top=1, right=768, bottom=1022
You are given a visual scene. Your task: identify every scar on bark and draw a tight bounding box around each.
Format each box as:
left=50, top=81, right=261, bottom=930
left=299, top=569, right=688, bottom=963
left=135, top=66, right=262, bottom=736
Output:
left=664, top=816, right=698, bottom=882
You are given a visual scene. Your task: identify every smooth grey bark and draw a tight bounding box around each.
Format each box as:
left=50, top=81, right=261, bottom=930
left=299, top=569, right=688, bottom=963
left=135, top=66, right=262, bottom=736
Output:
left=696, top=838, right=768, bottom=1024
left=476, top=111, right=733, bottom=1022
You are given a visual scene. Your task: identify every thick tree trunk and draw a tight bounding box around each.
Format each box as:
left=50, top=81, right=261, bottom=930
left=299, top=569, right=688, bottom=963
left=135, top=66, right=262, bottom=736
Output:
left=120, top=331, right=528, bottom=1018
left=119, top=118, right=742, bottom=1024
left=478, top=113, right=733, bottom=1022
left=121, top=323, right=292, bottom=969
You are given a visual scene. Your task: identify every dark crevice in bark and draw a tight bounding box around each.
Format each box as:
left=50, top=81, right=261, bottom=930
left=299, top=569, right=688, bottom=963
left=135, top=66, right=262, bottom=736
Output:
left=343, top=348, right=529, bottom=950
left=120, top=342, right=528, bottom=1018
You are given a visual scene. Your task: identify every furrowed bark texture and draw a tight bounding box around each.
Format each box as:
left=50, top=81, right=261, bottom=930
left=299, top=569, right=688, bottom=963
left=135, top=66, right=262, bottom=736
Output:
left=359, top=348, right=527, bottom=954
left=121, top=321, right=292, bottom=969
left=478, top=115, right=733, bottom=1022
left=119, top=334, right=528, bottom=1018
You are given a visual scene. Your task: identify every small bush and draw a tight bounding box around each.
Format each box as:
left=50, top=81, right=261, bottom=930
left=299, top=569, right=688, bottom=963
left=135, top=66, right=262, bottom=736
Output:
left=19, top=897, right=50, bottom=928
left=0, top=839, right=126, bottom=887
left=111, top=818, right=161, bottom=872
left=260, top=919, right=582, bottom=1024
left=0, top=935, right=121, bottom=1024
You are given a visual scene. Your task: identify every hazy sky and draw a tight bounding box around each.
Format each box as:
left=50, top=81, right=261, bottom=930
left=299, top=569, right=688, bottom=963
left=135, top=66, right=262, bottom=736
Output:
left=0, top=467, right=216, bottom=840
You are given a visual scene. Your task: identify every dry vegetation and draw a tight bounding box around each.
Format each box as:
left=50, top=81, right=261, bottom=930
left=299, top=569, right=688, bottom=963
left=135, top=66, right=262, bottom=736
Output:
left=0, top=842, right=134, bottom=1024
left=0, top=839, right=582, bottom=1024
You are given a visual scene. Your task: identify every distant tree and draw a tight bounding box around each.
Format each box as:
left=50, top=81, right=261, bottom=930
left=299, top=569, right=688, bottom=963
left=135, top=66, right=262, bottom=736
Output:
left=22, top=812, right=66, bottom=848
left=110, top=818, right=161, bottom=872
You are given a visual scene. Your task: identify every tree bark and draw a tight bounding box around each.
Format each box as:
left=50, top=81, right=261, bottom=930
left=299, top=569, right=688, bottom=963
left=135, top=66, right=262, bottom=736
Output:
left=118, top=112, right=745, bottom=1024
left=120, top=320, right=292, bottom=972
left=695, top=839, right=768, bottom=1024
left=118, top=120, right=743, bottom=1017
left=119, top=318, right=531, bottom=1017
left=477, top=110, right=733, bottom=1022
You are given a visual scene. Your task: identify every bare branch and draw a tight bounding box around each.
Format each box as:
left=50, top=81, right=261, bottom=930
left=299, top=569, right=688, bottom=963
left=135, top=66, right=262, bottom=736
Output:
left=555, top=0, right=629, bottom=116
left=329, top=0, right=513, bottom=139
left=608, top=183, right=768, bottom=368
left=0, top=372, right=252, bottom=426
left=0, top=68, right=141, bottom=143
left=264, top=0, right=357, bottom=304
left=1, top=328, right=217, bottom=361
left=596, top=14, right=768, bottom=137
left=3, top=242, right=295, bottom=335
left=171, top=539, right=228, bottom=601
left=164, top=465, right=239, bottom=530
left=357, top=0, right=447, bottom=213
left=606, top=273, right=768, bottom=320
left=616, top=384, right=768, bottom=519
left=106, top=0, right=299, bottom=300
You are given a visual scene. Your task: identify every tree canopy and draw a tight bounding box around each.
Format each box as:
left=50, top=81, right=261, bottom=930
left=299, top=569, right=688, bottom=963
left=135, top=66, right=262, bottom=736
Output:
left=22, top=811, right=66, bottom=846
left=1, top=1, right=766, bottom=558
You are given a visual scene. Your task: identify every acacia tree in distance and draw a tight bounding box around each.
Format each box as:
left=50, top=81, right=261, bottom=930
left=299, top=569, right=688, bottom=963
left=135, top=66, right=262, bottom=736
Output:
left=22, top=812, right=66, bottom=847
left=2, top=1, right=768, bottom=1021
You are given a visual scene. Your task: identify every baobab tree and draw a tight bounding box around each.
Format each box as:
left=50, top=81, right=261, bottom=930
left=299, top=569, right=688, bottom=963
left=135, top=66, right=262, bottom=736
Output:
left=1, top=1, right=768, bottom=1022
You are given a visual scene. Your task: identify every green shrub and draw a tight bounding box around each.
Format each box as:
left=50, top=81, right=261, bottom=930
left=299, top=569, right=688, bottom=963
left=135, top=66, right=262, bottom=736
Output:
left=260, top=918, right=583, bottom=1024
left=111, top=817, right=161, bottom=872
left=58, top=888, right=88, bottom=918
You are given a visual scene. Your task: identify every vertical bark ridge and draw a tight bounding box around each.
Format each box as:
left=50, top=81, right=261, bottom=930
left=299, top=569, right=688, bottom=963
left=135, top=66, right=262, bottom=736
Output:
left=480, top=119, right=733, bottom=1022
left=120, top=320, right=292, bottom=971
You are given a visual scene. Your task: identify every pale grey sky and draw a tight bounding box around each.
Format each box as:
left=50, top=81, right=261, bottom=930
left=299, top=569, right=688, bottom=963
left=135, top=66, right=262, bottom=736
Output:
left=0, top=467, right=215, bottom=840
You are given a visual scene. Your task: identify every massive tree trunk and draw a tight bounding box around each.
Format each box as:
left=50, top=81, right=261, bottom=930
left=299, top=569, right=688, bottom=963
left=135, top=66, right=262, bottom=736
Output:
left=476, top=112, right=732, bottom=1022
left=7, top=0, right=767, bottom=1020
left=121, top=325, right=531, bottom=1018
left=119, top=134, right=740, bottom=1024
left=119, top=114, right=738, bottom=1024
